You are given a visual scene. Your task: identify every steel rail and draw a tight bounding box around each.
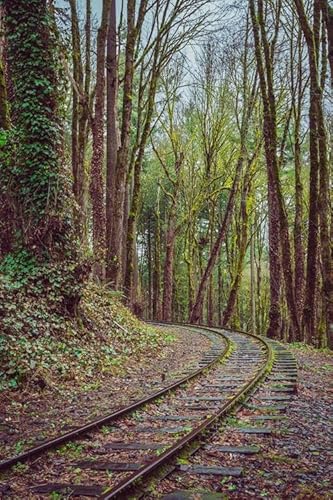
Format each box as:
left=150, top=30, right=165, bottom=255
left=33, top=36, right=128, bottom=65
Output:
left=0, top=326, right=230, bottom=472
left=99, top=324, right=273, bottom=499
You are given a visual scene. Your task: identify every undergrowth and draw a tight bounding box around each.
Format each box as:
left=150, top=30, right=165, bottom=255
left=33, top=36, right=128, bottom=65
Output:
left=0, top=281, right=166, bottom=392
left=289, top=342, right=333, bottom=355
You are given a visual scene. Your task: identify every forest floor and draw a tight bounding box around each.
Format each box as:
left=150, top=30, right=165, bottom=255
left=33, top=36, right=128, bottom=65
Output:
left=0, top=326, right=211, bottom=461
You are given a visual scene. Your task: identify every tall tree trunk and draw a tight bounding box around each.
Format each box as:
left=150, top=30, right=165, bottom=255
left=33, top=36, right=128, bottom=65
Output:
left=162, top=207, right=177, bottom=322
left=106, top=0, right=118, bottom=281
left=317, top=84, right=333, bottom=349
left=153, top=193, right=162, bottom=320
left=77, top=0, right=91, bottom=244
left=69, top=0, right=90, bottom=244
left=323, top=0, right=333, bottom=87
left=147, top=215, right=152, bottom=318
left=0, top=57, right=8, bottom=129
left=90, top=0, right=110, bottom=278
left=0, top=23, right=11, bottom=257
left=303, top=89, right=320, bottom=343
left=293, top=0, right=332, bottom=345
left=107, top=0, right=137, bottom=287
left=2, top=0, right=86, bottom=311
left=250, top=222, right=256, bottom=335
left=293, top=120, right=305, bottom=323
left=250, top=0, right=302, bottom=340
left=69, top=0, right=83, bottom=212
left=218, top=260, right=223, bottom=326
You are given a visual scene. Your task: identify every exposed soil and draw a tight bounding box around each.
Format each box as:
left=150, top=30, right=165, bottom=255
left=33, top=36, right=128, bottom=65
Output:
left=0, top=326, right=211, bottom=461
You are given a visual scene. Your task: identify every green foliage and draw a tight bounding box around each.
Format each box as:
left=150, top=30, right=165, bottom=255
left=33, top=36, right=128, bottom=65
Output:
left=0, top=250, right=37, bottom=288
left=50, top=493, right=64, bottom=500
left=3, top=0, right=62, bottom=218
left=0, top=129, right=7, bottom=147
left=0, top=2, right=86, bottom=358
left=0, top=281, right=167, bottom=392
left=1, top=0, right=80, bottom=264
left=58, top=442, right=84, bottom=459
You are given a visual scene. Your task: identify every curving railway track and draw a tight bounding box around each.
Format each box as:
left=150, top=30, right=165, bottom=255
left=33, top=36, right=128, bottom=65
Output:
left=0, top=325, right=297, bottom=499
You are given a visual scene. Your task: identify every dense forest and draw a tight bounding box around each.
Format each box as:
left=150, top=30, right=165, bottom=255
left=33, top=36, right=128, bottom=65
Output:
left=0, top=0, right=332, bottom=389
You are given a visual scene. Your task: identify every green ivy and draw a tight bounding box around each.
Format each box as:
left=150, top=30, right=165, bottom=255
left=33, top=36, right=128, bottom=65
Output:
left=1, top=0, right=77, bottom=259
left=0, top=1, right=89, bottom=379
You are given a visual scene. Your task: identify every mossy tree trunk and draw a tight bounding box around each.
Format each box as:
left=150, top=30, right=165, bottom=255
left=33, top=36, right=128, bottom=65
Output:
left=90, top=0, right=110, bottom=279
left=0, top=17, right=11, bottom=257
left=0, top=0, right=86, bottom=315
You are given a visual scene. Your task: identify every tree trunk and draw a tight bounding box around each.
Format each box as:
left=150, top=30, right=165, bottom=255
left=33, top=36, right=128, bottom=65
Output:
left=303, top=90, right=320, bottom=343
left=0, top=56, right=8, bottom=129
left=293, top=0, right=332, bottom=345
left=250, top=0, right=302, bottom=340
left=69, top=0, right=90, bottom=244
left=162, top=208, right=177, bottom=322
left=0, top=26, right=12, bottom=257
left=2, top=0, right=86, bottom=311
left=69, top=0, right=83, bottom=211
left=323, top=0, right=333, bottom=87
left=77, top=0, right=91, bottom=244
left=147, top=215, right=152, bottom=318
left=293, top=121, right=305, bottom=324
left=153, top=197, right=162, bottom=320
left=90, top=0, right=110, bottom=278
left=106, top=0, right=118, bottom=281
left=250, top=223, right=256, bottom=335
left=207, top=276, right=213, bottom=326
left=107, top=0, right=137, bottom=287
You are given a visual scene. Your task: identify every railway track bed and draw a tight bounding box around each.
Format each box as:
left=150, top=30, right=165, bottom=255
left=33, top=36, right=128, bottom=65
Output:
left=0, top=326, right=212, bottom=460
left=0, top=326, right=300, bottom=499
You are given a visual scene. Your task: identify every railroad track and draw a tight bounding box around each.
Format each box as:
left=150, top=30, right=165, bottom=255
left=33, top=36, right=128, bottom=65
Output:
left=0, top=325, right=298, bottom=499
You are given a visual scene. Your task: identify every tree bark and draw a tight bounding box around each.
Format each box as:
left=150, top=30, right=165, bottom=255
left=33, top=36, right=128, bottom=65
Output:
left=162, top=211, right=177, bottom=322
left=69, top=0, right=90, bottom=244
left=107, top=0, right=141, bottom=287
left=90, top=0, right=110, bottom=278
left=0, top=56, right=8, bottom=129
left=69, top=0, right=83, bottom=212
left=106, top=0, right=118, bottom=281
left=0, top=14, right=12, bottom=257
left=250, top=0, right=302, bottom=340
left=147, top=215, right=152, bottom=318
left=293, top=0, right=332, bottom=346
left=153, top=188, right=162, bottom=320
left=322, top=0, right=333, bottom=87
left=250, top=222, right=256, bottom=335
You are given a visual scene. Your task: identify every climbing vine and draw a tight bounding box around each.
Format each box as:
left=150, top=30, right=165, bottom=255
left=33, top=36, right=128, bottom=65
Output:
left=0, top=0, right=75, bottom=256
left=0, top=0, right=88, bottom=327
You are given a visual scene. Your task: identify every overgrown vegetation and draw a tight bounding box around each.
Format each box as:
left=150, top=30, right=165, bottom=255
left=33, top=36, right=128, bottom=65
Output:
left=0, top=282, right=165, bottom=391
